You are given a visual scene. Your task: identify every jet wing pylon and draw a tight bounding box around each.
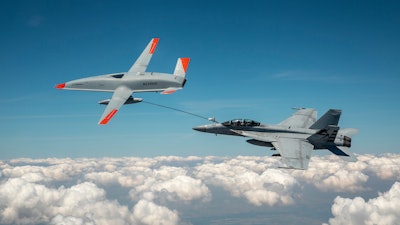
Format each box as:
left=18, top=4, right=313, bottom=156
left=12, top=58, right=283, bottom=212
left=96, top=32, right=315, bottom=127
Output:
left=126, top=38, right=159, bottom=76
left=272, top=139, right=314, bottom=170
left=98, top=86, right=133, bottom=125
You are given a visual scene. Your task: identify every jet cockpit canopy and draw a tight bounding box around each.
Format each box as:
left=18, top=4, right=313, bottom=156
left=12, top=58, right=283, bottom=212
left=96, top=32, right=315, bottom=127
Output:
left=222, top=119, right=260, bottom=127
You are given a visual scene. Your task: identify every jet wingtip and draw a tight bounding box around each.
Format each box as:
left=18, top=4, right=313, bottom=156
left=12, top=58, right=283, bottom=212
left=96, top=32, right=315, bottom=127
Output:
left=98, top=120, right=108, bottom=125
left=98, top=109, right=118, bottom=125
left=278, top=165, right=308, bottom=170
left=98, top=119, right=108, bottom=125
left=149, top=38, right=160, bottom=54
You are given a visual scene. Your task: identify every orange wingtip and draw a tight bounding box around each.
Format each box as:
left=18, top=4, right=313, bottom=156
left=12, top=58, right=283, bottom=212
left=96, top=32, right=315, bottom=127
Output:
left=55, top=83, right=66, bottom=89
left=161, top=89, right=177, bottom=95
left=149, top=38, right=159, bottom=54
left=180, top=58, right=190, bottom=73
left=99, top=109, right=118, bottom=125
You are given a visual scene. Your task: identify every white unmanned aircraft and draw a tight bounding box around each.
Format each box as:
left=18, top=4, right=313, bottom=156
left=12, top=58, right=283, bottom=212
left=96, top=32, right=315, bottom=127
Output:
left=56, top=38, right=190, bottom=124
left=193, top=108, right=358, bottom=170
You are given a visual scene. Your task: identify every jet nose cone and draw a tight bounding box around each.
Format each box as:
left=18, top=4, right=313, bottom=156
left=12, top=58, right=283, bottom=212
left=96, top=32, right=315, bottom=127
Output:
left=55, top=83, right=66, bottom=89
left=193, top=125, right=207, bottom=132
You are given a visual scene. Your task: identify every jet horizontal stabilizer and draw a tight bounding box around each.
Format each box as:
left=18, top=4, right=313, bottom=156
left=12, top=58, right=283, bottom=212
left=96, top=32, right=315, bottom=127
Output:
left=326, top=145, right=350, bottom=156
left=326, top=145, right=357, bottom=162
left=160, top=88, right=179, bottom=95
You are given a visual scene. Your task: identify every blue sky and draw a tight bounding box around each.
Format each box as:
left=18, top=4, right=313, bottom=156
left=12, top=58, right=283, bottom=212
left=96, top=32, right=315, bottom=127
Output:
left=1, top=0, right=400, bottom=159
left=1, top=2, right=400, bottom=225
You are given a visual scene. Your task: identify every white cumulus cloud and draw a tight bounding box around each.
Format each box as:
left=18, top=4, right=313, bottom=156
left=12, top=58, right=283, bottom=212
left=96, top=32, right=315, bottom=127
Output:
left=0, top=179, right=133, bottom=225
left=194, top=156, right=298, bottom=206
left=133, top=200, right=179, bottom=225
left=327, top=182, right=400, bottom=225
left=292, top=157, right=369, bottom=192
left=358, top=154, right=400, bottom=180
left=0, top=154, right=399, bottom=225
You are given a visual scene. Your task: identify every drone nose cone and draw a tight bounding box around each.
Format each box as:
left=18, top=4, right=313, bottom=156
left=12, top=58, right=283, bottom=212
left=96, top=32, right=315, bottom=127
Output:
left=55, top=83, right=66, bottom=89
left=193, top=125, right=206, bottom=132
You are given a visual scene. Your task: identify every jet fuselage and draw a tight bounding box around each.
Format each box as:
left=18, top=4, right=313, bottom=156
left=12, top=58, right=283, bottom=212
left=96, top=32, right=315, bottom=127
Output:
left=192, top=108, right=357, bottom=170
left=58, top=72, right=185, bottom=93
left=193, top=121, right=318, bottom=145
left=193, top=118, right=351, bottom=150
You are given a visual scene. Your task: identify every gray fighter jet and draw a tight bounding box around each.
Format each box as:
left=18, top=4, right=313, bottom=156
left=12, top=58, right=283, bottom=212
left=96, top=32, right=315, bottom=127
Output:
left=193, top=108, right=358, bottom=169
left=56, top=38, right=190, bottom=124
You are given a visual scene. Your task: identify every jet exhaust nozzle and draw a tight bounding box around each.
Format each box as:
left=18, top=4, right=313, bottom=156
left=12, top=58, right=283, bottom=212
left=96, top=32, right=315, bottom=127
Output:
left=181, top=78, right=187, bottom=88
left=334, top=136, right=352, bottom=148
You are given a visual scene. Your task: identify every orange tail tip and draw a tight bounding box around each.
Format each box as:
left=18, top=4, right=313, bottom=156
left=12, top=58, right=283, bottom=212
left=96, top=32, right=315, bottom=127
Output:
left=180, top=58, right=190, bottom=73
left=56, top=83, right=66, bottom=89
left=99, top=109, right=118, bottom=125
left=149, top=38, right=159, bottom=54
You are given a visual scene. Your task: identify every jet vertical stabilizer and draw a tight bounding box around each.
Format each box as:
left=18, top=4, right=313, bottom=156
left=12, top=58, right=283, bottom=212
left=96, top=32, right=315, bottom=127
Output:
left=173, top=58, right=190, bottom=86
left=309, top=109, right=341, bottom=129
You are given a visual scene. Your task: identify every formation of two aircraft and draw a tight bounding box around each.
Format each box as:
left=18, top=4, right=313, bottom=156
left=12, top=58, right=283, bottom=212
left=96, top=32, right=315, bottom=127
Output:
left=56, top=38, right=358, bottom=169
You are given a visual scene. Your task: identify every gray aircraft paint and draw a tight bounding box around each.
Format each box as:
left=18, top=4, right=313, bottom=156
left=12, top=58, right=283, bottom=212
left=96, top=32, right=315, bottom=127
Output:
left=193, top=108, right=358, bottom=170
left=56, top=38, right=190, bottom=124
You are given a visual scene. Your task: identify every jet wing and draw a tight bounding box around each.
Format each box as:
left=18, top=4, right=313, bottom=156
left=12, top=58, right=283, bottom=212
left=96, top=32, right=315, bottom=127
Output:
left=98, top=86, right=132, bottom=125
left=232, top=130, right=313, bottom=170
left=272, top=139, right=314, bottom=170
left=278, top=108, right=317, bottom=128
left=126, top=38, right=159, bottom=76
left=232, top=130, right=314, bottom=170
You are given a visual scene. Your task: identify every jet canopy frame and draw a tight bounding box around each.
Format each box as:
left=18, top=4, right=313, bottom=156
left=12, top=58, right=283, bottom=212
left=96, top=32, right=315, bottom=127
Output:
left=222, top=119, right=261, bottom=127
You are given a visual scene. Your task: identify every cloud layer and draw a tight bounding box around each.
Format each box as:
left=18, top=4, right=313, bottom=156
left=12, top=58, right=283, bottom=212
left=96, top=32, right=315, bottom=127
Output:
left=328, top=182, right=400, bottom=225
left=0, top=154, right=399, bottom=224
